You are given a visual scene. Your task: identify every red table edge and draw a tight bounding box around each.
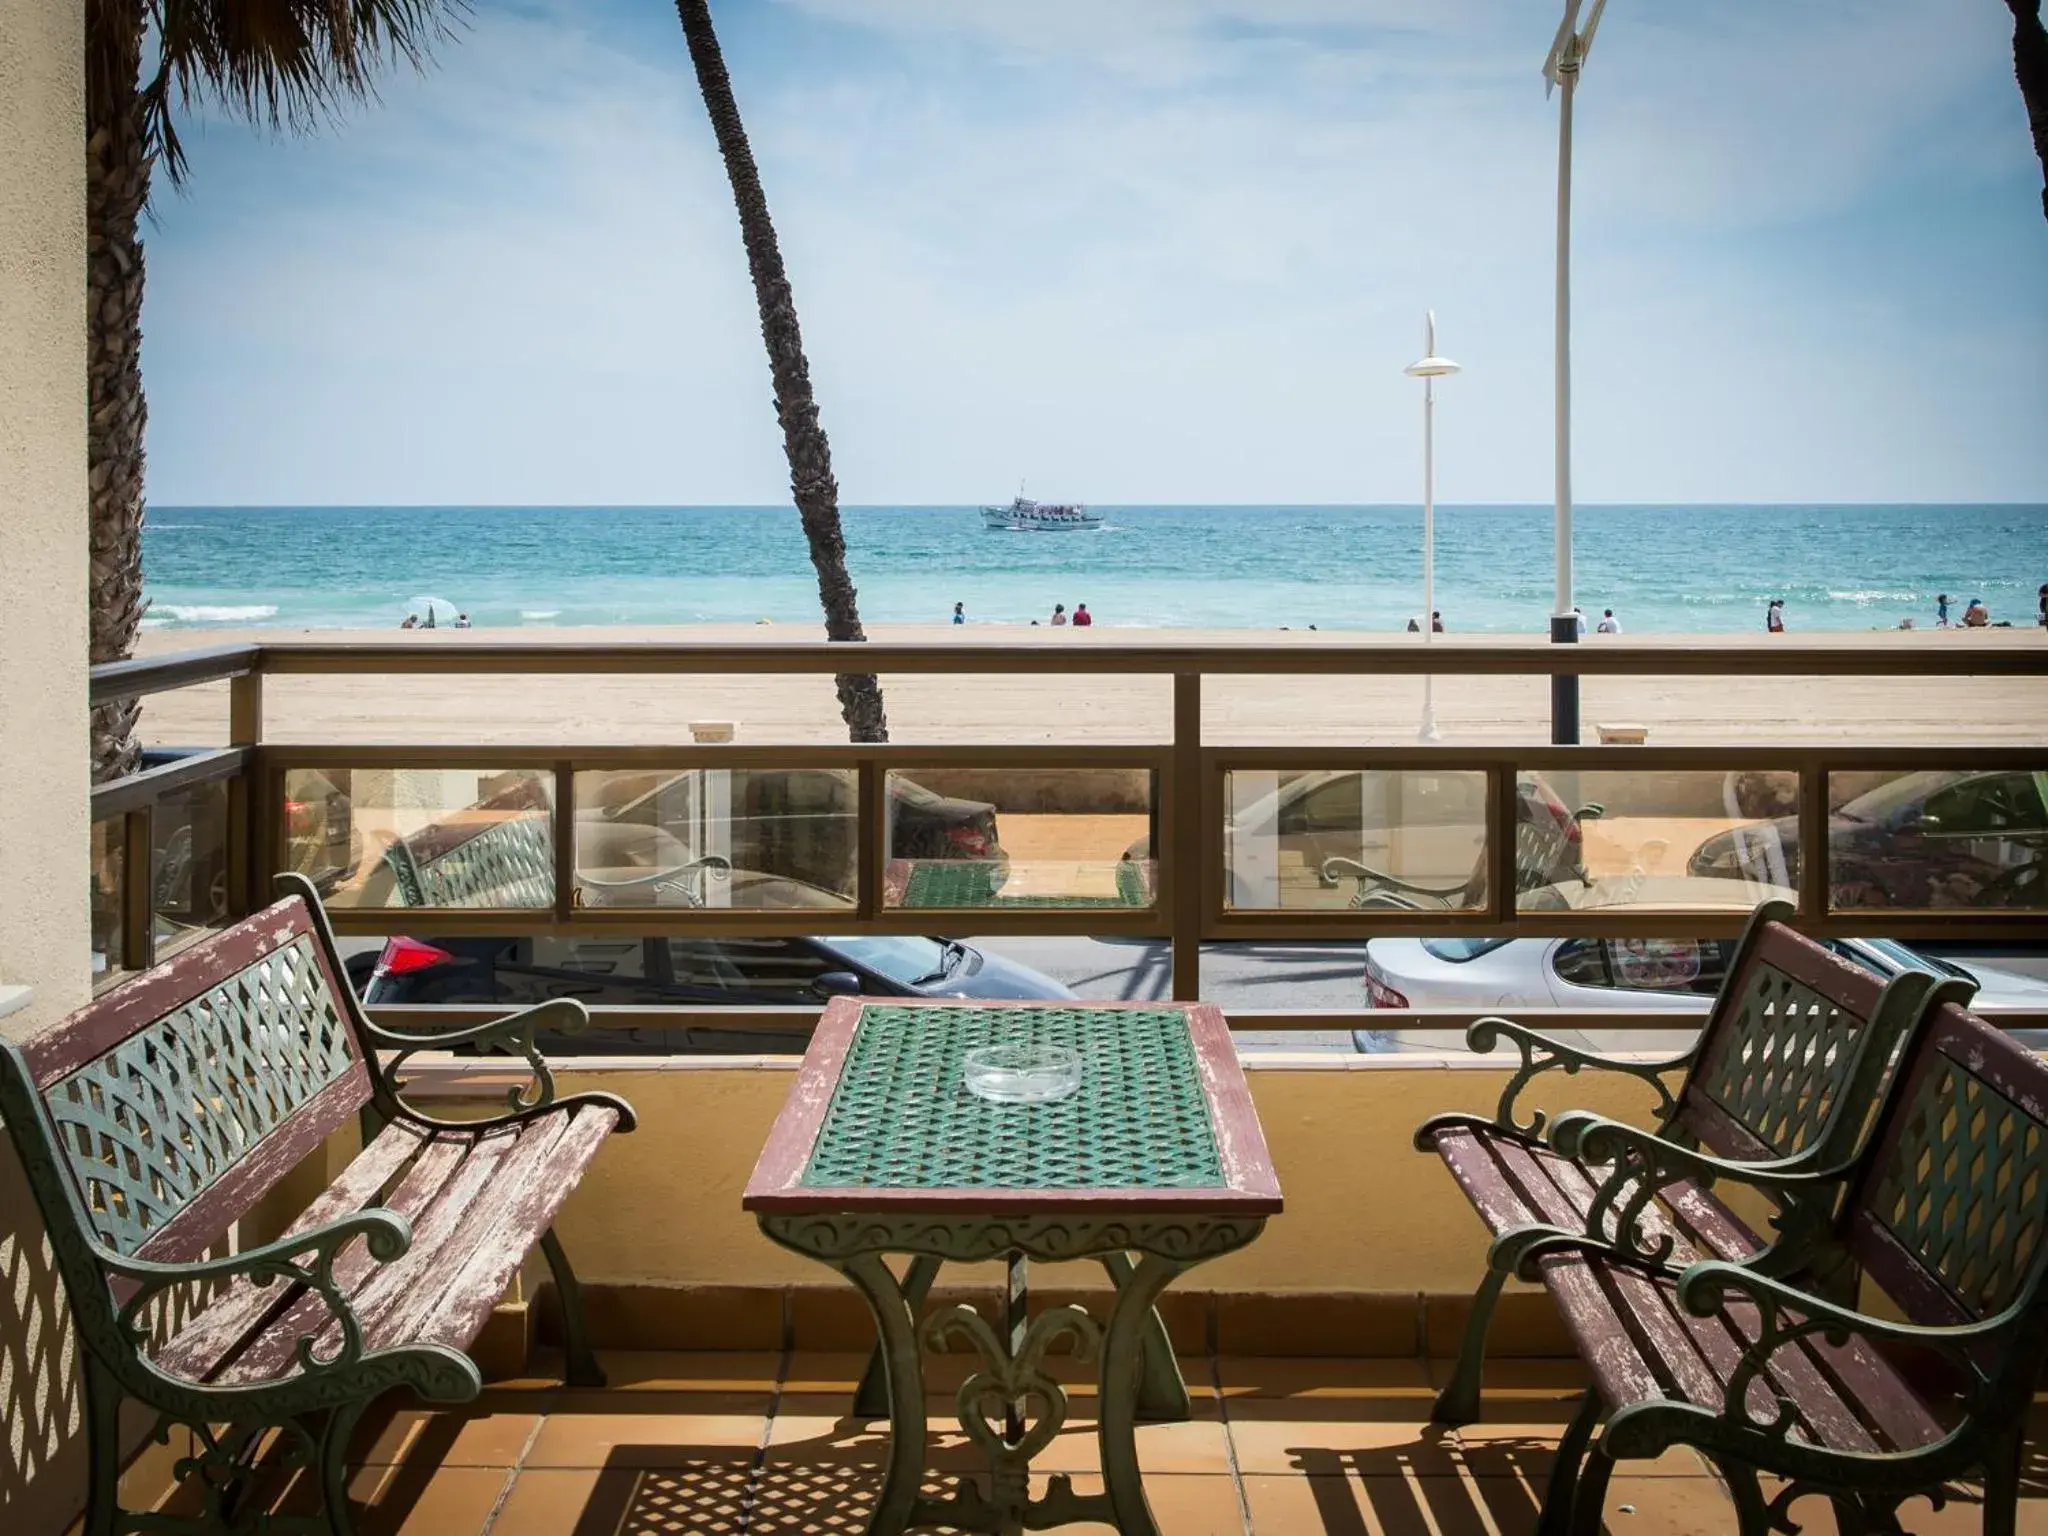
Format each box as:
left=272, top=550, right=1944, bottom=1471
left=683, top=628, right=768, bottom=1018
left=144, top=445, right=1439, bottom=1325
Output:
left=741, top=998, right=1283, bottom=1214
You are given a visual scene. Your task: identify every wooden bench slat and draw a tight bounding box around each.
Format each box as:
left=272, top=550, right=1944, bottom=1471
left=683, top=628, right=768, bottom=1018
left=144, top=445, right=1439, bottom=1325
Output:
left=151, top=1120, right=432, bottom=1383
left=211, top=1129, right=485, bottom=1385
left=403, top=1105, right=620, bottom=1357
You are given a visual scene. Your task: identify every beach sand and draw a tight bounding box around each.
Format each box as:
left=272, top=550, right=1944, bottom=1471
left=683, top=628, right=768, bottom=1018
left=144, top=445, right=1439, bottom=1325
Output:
left=135, top=622, right=2046, bottom=748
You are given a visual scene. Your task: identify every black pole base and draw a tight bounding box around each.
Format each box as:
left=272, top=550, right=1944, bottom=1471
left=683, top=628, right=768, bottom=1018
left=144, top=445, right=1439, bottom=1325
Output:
left=1549, top=614, right=1580, bottom=745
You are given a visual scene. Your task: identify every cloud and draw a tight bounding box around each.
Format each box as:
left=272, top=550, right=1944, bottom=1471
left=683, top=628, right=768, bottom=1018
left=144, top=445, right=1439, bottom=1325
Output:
left=140, top=0, right=2048, bottom=505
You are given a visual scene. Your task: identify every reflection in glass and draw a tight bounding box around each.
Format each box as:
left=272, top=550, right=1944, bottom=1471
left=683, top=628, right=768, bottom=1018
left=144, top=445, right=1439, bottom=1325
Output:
left=284, top=768, right=555, bottom=909
left=1222, top=769, right=1492, bottom=912
left=1530, top=769, right=1799, bottom=915
left=575, top=769, right=857, bottom=909
left=1817, top=768, right=2047, bottom=910
left=152, top=778, right=232, bottom=948
left=881, top=768, right=1154, bottom=910
left=91, top=817, right=125, bottom=977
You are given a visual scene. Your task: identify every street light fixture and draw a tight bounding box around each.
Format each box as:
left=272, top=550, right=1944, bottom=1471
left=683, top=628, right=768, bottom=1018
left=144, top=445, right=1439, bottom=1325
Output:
left=1405, top=311, right=1461, bottom=743
left=1542, top=0, right=1608, bottom=743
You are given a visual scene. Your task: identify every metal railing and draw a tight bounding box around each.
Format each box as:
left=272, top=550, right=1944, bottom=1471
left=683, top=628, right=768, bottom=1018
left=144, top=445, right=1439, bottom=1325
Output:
left=88, top=637, right=2048, bottom=1034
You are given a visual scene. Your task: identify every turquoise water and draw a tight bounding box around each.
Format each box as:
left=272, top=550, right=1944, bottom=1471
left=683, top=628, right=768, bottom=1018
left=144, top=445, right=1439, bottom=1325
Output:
left=142, top=504, right=2048, bottom=634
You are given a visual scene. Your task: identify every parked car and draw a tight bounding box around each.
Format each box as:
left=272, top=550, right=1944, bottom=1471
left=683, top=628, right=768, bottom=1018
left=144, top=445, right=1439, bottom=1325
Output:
left=1361, top=930, right=2048, bottom=1045
left=1118, top=769, right=1592, bottom=909
left=1688, top=769, right=2047, bottom=909
left=353, top=931, right=1076, bottom=1053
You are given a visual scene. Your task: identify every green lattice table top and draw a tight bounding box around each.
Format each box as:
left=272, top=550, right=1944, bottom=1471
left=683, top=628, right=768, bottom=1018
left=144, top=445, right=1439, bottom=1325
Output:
left=890, top=860, right=1148, bottom=910
left=802, top=1006, right=1220, bottom=1192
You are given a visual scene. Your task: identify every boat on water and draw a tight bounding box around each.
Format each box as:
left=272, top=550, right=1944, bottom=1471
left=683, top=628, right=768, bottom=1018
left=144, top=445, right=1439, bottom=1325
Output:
left=981, top=495, right=1102, bottom=532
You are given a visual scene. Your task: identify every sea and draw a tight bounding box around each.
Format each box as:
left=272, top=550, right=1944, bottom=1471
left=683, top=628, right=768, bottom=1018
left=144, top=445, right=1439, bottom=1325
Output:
left=141, top=504, right=2048, bottom=636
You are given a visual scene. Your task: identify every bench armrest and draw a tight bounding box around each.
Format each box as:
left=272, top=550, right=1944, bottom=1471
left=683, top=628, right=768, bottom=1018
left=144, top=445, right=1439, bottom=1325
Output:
left=1460, top=1016, right=1691, bottom=1140
left=1546, top=1111, right=1853, bottom=1268
left=107, top=1210, right=410, bottom=1380
left=360, top=997, right=632, bottom=1131
left=1317, top=856, right=1467, bottom=899
left=1675, top=1260, right=2013, bottom=1428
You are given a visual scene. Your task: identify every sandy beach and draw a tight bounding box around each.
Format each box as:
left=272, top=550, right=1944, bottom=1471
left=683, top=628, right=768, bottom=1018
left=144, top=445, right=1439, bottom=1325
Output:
left=135, top=622, right=2047, bottom=748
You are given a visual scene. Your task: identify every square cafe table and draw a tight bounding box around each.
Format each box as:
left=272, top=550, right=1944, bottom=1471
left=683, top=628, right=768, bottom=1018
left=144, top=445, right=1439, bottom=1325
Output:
left=744, top=999, right=1282, bottom=1536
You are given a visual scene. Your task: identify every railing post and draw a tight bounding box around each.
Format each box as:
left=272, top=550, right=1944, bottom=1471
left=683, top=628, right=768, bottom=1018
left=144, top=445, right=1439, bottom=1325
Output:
left=1489, top=764, right=1519, bottom=923
left=554, top=759, right=577, bottom=924
left=229, top=668, right=264, bottom=913
left=123, top=806, right=155, bottom=974
left=228, top=670, right=263, bottom=746
left=858, top=759, right=883, bottom=923
left=1798, top=762, right=1829, bottom=924
left=1172, top=673, right=1202, bottom=1001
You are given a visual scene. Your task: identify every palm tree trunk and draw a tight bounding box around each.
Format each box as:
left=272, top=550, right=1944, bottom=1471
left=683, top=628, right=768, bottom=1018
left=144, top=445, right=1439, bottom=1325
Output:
left=86, top=9, right=153, bottom=781
left=673, top=0, right=888, bottom=744
left=2012, top=0, right=2048, bottom=221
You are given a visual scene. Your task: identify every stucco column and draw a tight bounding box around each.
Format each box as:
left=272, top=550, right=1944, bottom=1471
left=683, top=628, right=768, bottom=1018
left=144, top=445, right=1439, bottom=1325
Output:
left=0, top=0, right=95, bottom=1527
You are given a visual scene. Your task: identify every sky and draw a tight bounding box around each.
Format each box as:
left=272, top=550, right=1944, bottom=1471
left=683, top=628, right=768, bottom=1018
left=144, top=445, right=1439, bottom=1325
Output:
left=142, top=0, right=2048, bottom=507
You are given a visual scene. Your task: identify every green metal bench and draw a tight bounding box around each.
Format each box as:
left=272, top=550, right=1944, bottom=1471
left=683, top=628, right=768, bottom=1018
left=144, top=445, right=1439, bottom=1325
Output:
left=0, top=874, right=633, bottom=1536
left=1526, top=993, right=2044, bottom=1536
left=1417, top=902, right=1941, bottom=1426
left=889, top=857, right=1151, bottom=910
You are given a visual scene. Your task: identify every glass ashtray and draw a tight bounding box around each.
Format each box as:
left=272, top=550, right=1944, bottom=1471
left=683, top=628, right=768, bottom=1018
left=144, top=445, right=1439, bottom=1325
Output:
left=963, top=1044, right=1083, bottom=1104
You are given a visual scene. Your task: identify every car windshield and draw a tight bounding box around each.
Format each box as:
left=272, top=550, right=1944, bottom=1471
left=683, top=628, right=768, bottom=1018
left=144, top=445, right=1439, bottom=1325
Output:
left=1833, top=771, right=1959, bottom=826
left=1839, top=937, right=1975, bottom=985
left=822, top=935, right=954, bottom=985
left=1420, top=937, right=1515, bottom=963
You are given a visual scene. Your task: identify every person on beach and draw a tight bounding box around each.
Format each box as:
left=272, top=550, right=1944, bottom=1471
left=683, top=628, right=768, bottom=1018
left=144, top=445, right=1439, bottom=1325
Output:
left=1431, top=611, right=1444, bottom=633
left=1963, top=597, right=1990, bottom=628
left=1766, top=599, right=1785, bottom=634
left=2038, top=583, right=2046, bottom=627
left=1051, top=603, right=1067, bottom=626
left=1073, top=603, right=1093, bottom=627
left=952, top=601, right=965, bottom=625
left=1936, top=593, right=1951, bottom=627
left=1406, top=617, right=1421, bottom=633
left=400, top=614, right=418, bottom=630
left=454, top=612, right=472, bottom=629
left=1596, top=608, right=1621, bottom=634
left=1572, top=606, right=1587, bottom=637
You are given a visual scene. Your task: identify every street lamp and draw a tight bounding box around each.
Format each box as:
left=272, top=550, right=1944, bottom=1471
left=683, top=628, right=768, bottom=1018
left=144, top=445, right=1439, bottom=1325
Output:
left=1405, top=311, right=1460, bottom=743
left=1543, top=0, right=1608, bottom=743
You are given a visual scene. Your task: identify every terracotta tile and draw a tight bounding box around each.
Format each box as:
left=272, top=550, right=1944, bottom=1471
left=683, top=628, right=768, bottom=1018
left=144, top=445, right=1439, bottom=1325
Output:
left=1026, top=1472, right=1244, bottom=1534
left=781, top=1350, right=872, bottom=1395
left=183, top=1464, right=512, bottom=1536
left=1218, top=1356, right=1432, bottom=1404
left=1243, top=1470, right=1542, bottom=1535
left=349, top=1404, right=541, bottom=1468
left=1225, top=1405, right=1465, bottom=1478
left=1422, top=1354, right=1588, bottom=1397
left=579, top=1283, right=783, bottom=1352
left=522, top=1405, right=769, bottom=1469
left=747, top=1463, right=978, bottom=1534
left=563, top=1348, right=785, bottom=1394
left=494, top=1465, right=754, bottom=1536
left=1426, top=1287, right=1575, bottom=1359
left=763, top=1394, right=988, bottom=1474
left=1036, top=1413, right=1235, bottom=1477
left=1746, top=1477, right=2048, bottom=1535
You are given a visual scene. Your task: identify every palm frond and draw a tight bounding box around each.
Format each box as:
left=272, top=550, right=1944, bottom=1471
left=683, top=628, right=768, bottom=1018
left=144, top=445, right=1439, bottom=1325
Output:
left=137, top=0, right=468, bottom=184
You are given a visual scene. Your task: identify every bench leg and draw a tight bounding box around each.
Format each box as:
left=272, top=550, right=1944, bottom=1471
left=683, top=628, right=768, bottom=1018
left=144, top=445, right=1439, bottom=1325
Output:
left=1985, top=1426, right=2025, bottom=1536
left=81, top=1358, right=124, bottom=1536
left=1534, top=1388, right=1601, bottom=1536
left=1566, top=1445, right=1614, bottom=1536
left=305, top=1399, right=371, bottom=1536
left=1430, top=1264, right=1508, bottom=1424
left=1716, top=1459, right=1772, bottom=1536
left=540, top=1226, right=606, bottom=1389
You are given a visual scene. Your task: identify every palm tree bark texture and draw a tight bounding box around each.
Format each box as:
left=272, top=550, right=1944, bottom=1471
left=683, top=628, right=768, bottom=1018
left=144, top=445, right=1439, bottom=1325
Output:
left=674, top=0, right=890, bottom=744
left=83, top=0, right=460, bottom=782
left=2010, top=0, right=2048, bottom=220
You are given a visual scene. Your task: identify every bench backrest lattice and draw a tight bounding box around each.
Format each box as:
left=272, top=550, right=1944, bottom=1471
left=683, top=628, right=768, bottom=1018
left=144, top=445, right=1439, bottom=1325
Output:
left=1849, top=1001, right=2048, bottom=1340
left=384, top=811, right=555, bottom=910
left=1664, top=912, right=1916, bottom=1172
left=0, top=901, right=371, bottom=1326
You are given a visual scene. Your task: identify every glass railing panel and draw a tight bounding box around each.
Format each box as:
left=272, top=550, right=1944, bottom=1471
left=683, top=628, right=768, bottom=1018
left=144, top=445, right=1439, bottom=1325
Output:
left=151, top=777, right=232, bottom=950
left=1515, top=769, right=1800, bottom=915
left=91, top=815, right=126, bottom=978
left=283, top=767, right=556, bottom=909
left=574, top=769, right=857, bottom=910
left=880, top=768, right=1156, bottom=910
left=1222, top=769, right=1491, bottom=912
left=1824, top=767, right=2047, bottom=911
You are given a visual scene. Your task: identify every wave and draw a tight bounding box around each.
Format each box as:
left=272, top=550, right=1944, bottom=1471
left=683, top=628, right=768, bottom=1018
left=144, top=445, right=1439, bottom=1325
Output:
left=520, top=609, right=562, bottom=620
left=157, top=604, right=280, bottom=623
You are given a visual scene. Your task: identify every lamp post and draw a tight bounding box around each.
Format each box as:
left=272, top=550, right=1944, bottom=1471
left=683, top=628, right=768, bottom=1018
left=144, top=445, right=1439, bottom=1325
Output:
left=1543, top=0, right=1607, bottom=744
left=1405, top=312, right=1460, bottom=743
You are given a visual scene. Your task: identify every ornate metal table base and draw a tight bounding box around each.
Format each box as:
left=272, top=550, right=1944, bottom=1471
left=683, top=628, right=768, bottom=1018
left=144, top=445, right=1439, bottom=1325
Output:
left=760, top=1213, right=1266, bottom=1536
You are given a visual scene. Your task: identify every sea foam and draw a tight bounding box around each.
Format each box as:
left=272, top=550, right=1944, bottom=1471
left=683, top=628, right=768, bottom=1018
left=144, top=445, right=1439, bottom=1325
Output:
left=158, top=604, right=279, bottom=623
